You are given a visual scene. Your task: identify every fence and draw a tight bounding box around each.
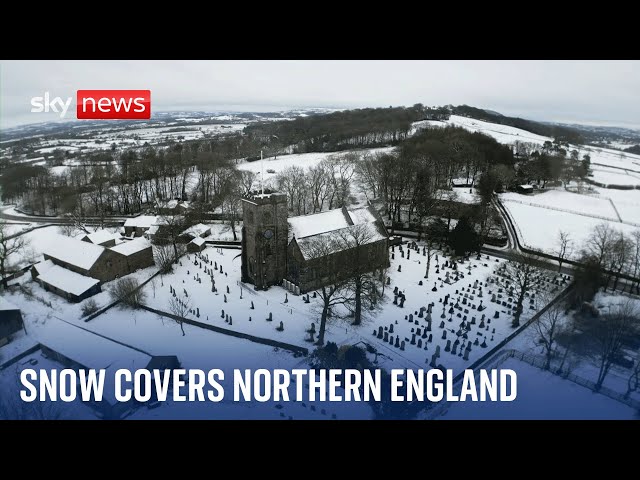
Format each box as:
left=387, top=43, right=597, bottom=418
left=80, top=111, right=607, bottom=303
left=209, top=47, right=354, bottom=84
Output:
left=505, top=350, right=640, bottom=412
left=501, top=197, right=639, bottom=226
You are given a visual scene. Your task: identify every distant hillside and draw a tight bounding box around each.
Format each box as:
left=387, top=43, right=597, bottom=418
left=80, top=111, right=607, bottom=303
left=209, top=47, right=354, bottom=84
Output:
left=450, top=105, right=584, bottom=144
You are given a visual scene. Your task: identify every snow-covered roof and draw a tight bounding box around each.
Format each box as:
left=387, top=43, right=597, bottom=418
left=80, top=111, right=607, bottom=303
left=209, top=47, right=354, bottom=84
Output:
left=123, top=215, right=158, bottom=228
left=146, top=225, right=159, bottom=235
left=36, top=264, right=100, bottom=296
left=42, top=236, right=105, bottom=271
left=348, top=206, right=378, bottom=225
left=32, top=259, right=56, bottom=275
left=518, top=184, right=534, bottom=190
left=109, top=237, right=151, bottom=256
left=296, top=223, right=386, bottom=260
left=181, top=223, right=210, bottom=237
left=0, top=296, right=20, bottom=311
left=83, top=230, right=115, bottom=245
left=190, top=236, right=206, bottom=246
left=288, top=208, right=352, bottom=239
left=38, top=319, right=152, bottom=405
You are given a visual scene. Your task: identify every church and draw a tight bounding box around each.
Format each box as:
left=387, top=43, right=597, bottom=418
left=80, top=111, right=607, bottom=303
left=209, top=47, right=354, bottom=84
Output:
left=241, top=191, right=390, bottom=293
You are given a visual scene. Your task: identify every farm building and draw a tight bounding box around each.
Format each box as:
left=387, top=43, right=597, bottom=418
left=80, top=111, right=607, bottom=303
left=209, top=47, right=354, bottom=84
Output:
left=187, top=236, right=206, bottom=252
left=180, top=223, right=211, bottom=242
left=0, top=296, right=25, bottom=346
left=241, top=192, right=389, bottom=293
left=32, top=236, right=155, bottom=302
left=516, top=184, right=534, bottom=194
left=123, top=216, right=158, bottom=237
left=34, top=263, right=101, bottom=302
left=37, top=319, right=180, bottom=419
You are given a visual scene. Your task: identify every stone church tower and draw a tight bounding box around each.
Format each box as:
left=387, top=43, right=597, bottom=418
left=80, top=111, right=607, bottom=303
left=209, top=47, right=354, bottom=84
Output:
left=241, top=192, right=289, bottom=290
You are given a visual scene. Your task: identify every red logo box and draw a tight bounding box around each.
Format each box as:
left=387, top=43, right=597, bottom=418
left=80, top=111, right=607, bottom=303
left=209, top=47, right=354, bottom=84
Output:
left=76, top=90, right=151, bottom=119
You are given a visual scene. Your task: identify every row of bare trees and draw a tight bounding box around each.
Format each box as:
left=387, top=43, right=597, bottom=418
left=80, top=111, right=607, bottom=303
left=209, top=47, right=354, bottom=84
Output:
left=275, top=154, right=356, bottom=215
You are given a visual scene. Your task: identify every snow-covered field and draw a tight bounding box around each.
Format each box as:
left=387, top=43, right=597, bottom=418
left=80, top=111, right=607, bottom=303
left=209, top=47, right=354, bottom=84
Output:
left=237, top=147, right=393, bottom=188
left=501, top=190, right=620, bottom=221
left=502, top=201, right=639, bottom=257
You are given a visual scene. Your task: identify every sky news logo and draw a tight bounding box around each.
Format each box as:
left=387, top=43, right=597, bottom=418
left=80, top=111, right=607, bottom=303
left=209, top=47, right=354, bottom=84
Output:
left=30, top=90, right=151, bottom=120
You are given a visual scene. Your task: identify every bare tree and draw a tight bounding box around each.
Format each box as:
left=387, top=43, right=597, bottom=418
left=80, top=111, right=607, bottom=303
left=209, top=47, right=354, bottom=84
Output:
left=556, top=230, right=573, bottom=273
left=298, top=233, right=351, bottom=345
left=532, top=292, right=565, bottom=369
left=582, top=222, right=615, bottom=267
left=629, top=229, right=640, bottom=294
left=423, top=219, right=447, bottom=280
left=335, top=224, right=386, bottom=325
left=0, top=221, right=30, bottom=287
left=307, top=162, right=333, bottom=213
left=606, top=231, right=631, bottom=292
left=503, top=252, right=541, bottom=328
left=154, top=244, right=180, bottom=274
left=109, top=277, right=146, bottom=309
left=326, top=154, right=356, bottom=209
left=239, top=170, right=257, bottom=196
left=154, top=214, right=188, bottom=262
left=571, top=299, right=640, bottom=391
left=168, top=294, right=191, bottom=336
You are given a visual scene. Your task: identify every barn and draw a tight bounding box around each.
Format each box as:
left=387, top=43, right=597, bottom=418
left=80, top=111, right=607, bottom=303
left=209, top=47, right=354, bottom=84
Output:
left=0, top=297, right=25, bottom=346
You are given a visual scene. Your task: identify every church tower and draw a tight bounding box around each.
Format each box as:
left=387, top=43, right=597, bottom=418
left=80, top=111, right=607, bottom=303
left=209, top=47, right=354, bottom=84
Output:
left=241, top=191, right=289, bottom=290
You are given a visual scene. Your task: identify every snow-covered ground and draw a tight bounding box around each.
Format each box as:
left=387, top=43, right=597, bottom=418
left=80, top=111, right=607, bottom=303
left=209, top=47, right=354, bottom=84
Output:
left=501, top=190, right=620, bottom=222
left=149, top=243, right=567, bottom=375
left=237, top=147, right=394, bottom=189
left=502, top=201, right=639, bottom=257
left=438, top=357, right=637, bottom=419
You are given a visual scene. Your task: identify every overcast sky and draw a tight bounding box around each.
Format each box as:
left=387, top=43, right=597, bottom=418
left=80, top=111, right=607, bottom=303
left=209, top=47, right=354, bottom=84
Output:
left=1, top=60, right=639, bottom=130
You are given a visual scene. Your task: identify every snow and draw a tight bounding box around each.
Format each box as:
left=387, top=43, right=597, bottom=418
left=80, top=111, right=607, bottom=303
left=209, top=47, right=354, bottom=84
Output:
left=203, top=222, right=242, bottom=242
left=123, top=216, right=158, bottom=228
left=236, top=147, right=394, bottom=185
left=0, top=351, right=97, bottom=419
left=449, top=187, right=479, bottom=204
left=288, top=208, right=351, bottom=239
left=191, top=237, right=205, bottom=247
left=37, top=318, right=152, bottom=405
left=502, top=201, right=639, bottom=257
left=297, top=223, right=386, bottom=260
left=590, top=167, right=640, bottom=187
left=347, top=206, right=378, bottom=225
left=32, top=259, right=56, bottom=275
left=42, top=235, right=105, bottom=270
left=0, top=296, right=20, bottom=311
left=439, top=357, right=637, bottom=419
left=82, top=230, right=116, bottom=245
left=109, top=237, right=151, bottom=256
left=181, top=223, right=210, bottom=238
left=501, top=190, right=619, bottom=222
left=35, top=265, right=100, bottom=296
left=149, top=243, right=567, bottom=374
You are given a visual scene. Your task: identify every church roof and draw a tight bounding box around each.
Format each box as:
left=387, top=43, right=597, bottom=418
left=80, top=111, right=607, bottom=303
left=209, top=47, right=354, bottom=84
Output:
left=295, top=222, right=386, bottom=260
left=287, top=205, right=382, bottom=241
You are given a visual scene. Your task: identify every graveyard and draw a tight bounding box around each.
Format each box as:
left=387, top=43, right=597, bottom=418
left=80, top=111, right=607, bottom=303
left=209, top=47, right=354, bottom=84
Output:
left=153, top=241, right=571, bottom=374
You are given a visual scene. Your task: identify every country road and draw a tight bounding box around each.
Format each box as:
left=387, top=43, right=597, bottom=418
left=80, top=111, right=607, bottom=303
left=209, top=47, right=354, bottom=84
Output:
left=0, top=205, right=128, bottom=225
